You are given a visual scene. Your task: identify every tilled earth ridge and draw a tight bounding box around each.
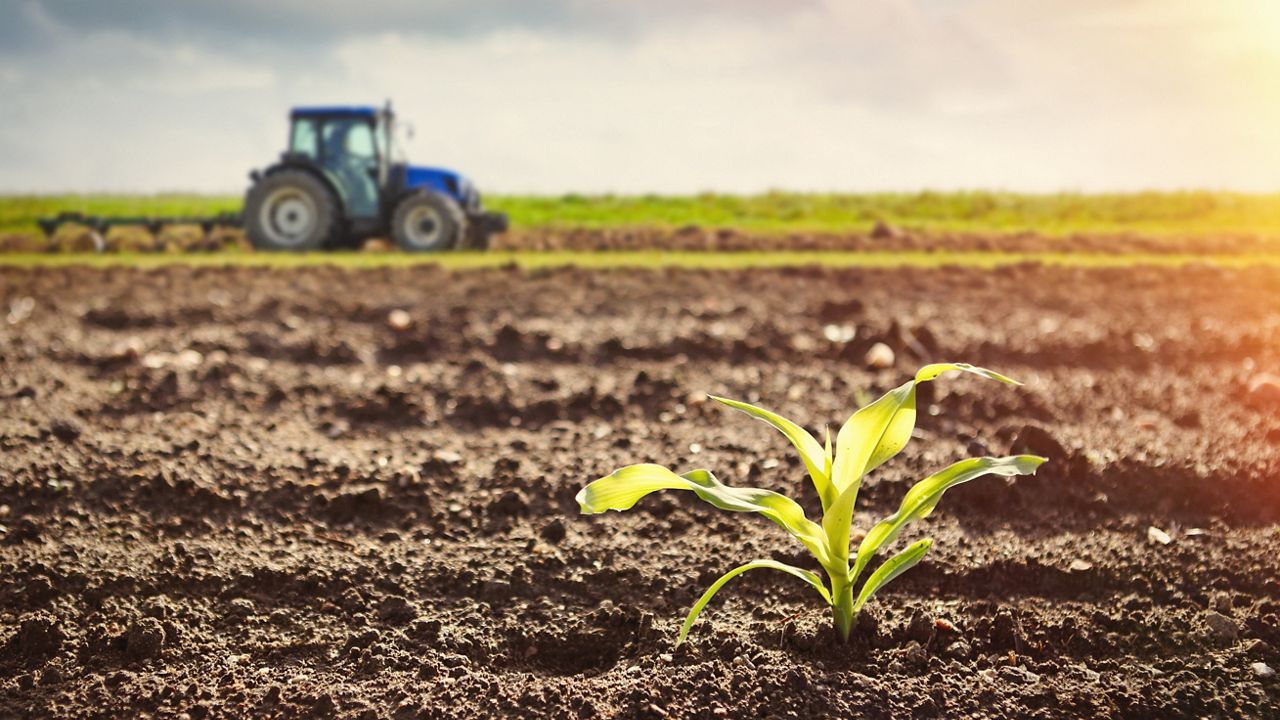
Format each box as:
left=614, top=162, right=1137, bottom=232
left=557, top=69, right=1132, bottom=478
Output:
left=0, top=263, right=1278, bottom=719
left=3, top=225, right=1280, bottom=255
left=495, top=226, right=1280, bottom=255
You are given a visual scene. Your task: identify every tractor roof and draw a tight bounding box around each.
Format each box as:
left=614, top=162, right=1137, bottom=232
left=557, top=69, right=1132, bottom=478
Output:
left=290, top=106, right=379, bottom=120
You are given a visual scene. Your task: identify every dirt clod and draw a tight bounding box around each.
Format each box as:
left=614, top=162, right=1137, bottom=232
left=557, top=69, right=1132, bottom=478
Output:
left=539, top=517, right=567, bottom=543
left=1010, top=423, right=1066, bottom=459
left=11, top=612, right=64, bottom=660
left=906, top=609, right=936, bottom=645
left=991, top=609, right=1024, bottom=651
left=491, top=490, right=528, bottom=516
left=870, top=221, right=902, bottom=240
left=49, top=419, right=83, bottom=442
left=1205, top=611, right=1239, bottom=643
left=124, top=617, right=166, bottom=660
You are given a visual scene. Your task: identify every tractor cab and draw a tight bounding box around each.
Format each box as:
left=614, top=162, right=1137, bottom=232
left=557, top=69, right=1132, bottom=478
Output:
left=286, top=106, right=385, bottom=223
left=244, top=102, right=506, bottom=252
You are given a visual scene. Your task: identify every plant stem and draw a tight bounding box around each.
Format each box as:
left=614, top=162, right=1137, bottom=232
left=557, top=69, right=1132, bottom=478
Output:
left=830, top=572, right=855, bottom=643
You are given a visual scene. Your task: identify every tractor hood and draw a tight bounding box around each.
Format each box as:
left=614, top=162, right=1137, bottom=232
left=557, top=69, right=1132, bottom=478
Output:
left=403, top=165, right=477, bottom=207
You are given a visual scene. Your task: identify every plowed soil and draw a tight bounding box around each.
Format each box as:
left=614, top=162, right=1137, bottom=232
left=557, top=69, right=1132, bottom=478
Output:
left=1, top=263, right=1278, bottom=719
left=4, top=224, right=1280, bottom=255
left=495, top=226, right=1280, bottom=255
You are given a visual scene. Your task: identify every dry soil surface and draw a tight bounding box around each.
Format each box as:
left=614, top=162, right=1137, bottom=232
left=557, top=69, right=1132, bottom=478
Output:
left=1, top=263, right=1279, bottom=719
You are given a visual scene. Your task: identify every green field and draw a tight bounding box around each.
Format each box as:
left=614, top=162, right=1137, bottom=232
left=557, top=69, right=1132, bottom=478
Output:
left=0, top=250, right=1275, bottom=270
left=5, top=191, right=1280, bottom=237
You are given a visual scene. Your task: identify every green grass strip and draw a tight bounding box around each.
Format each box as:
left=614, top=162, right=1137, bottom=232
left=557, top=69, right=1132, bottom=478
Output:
left=6, top=191, right=1280, bottom=237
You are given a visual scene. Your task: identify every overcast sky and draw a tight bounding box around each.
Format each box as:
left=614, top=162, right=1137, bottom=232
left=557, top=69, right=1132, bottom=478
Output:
left=1, top=0, right=1279, bottom=194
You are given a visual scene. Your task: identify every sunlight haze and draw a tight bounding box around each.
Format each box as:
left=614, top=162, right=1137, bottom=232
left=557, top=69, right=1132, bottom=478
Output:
left=1, top=0, right=1278, bottom=194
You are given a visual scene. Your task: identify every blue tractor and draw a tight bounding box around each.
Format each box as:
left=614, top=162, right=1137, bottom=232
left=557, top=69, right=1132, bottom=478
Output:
left=244, top=103, right=507, bottom=251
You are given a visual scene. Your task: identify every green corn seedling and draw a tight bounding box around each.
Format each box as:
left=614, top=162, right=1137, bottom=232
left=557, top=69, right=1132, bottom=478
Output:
left=576, top=363, right=1046, bottom=645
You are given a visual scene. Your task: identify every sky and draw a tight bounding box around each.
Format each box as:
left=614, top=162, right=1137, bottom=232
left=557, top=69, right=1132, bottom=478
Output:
left=1, top=0, right=1279, bottom=195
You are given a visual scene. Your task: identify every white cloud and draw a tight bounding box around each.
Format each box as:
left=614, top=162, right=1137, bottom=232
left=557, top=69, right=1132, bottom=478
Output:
left=0, top=0, right=1278, bottom=193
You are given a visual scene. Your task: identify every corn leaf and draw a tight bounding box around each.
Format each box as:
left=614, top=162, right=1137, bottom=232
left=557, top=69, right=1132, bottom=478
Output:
left=852, top=538, right=932, bottom=613
left=709, top=396, right=835, bottom=509
left=914, top=362, right=1021, bottom=385
left=824, top=363, right=1022, bottom=565
left=850, top=455, right=1046, bottom=584
left=577, top=464, right=835, bottom=569
left=677, top=559, right=832, bottom=646
left=830, top=380, right=917, bottom=496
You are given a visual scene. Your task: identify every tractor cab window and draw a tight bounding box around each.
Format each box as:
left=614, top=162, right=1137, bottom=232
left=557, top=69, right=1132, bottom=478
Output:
left=290, top=119, right=319, bottom=159
left=322, top=119, right=376, bottom=164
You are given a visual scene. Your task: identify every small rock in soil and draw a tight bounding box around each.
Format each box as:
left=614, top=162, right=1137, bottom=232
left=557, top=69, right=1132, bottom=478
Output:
left=1146, top=526, right=1173, bottom=545
left=823, top=324, right=855, bottom=344
left=49, top=419, right=83, bottom=442
left=1010, top=424, right=1066, bottom=459
left=864, top=342, right=895, bottom=369
left=1253, top=662, right=1275, bottom=679
left=1205, top=611, right=1239, bottom=642
left=125, top=617, right=166, bottom=660
left=387, top=309, right=414, bottom=332
left=7, top=295, right=35, bottom=323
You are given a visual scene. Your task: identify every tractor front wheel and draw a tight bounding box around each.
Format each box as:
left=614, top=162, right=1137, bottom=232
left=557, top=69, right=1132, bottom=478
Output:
left=244, top=170, right=341, bottom=251
left=391, top=192, right=466, bottom=252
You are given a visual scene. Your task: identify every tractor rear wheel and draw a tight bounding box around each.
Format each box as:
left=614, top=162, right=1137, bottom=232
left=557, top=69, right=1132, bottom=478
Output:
left=245, top=170, right=341, bottom=251
left=391, top=192, right=466, bottom=252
